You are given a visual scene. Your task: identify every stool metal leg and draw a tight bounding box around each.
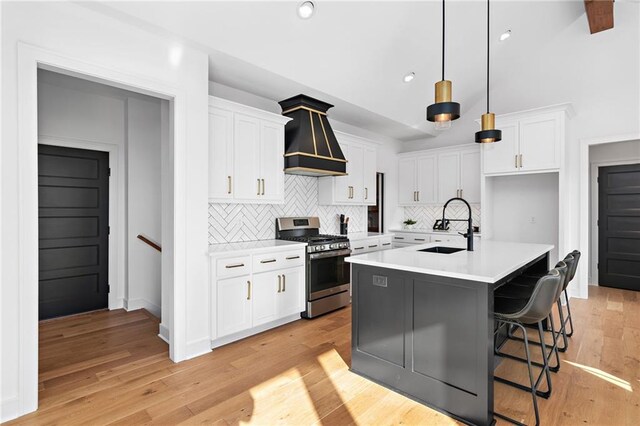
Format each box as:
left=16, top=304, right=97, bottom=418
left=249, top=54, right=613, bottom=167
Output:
left=494, top=319, right=541, bottom=426
left=556, top=299, right=569, bottom=352
left=564, top=289, right=575, bottom=337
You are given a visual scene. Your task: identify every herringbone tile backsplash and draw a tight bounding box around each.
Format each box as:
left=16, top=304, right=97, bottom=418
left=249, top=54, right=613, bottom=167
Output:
left=404, top=204, right=481, bottom=232
left=208, top=175, right=367, bottom=244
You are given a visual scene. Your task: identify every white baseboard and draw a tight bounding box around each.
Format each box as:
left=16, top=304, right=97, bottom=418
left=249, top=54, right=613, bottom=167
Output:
left=124, top=298, right=161, bottom=317
left=109, top=297, right=124, bottom=310
left=158, top=322, right=170, bottom=344
left=1, top=396, right=22, bottom=423
left=184, top=338, right=212, bottom=360
left=211, top=314, right=301, bottom=349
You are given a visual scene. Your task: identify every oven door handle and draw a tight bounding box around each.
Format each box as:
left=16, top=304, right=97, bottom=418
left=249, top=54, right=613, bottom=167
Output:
left=309, top=249, right=352, bottom=260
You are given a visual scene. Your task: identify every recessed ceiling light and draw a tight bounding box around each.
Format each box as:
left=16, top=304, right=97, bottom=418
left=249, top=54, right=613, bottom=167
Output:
left=499, top=30, right=512, bottom=41
left=403, top=72, right=415, bottom=83
left=298, top=1, right=315, bottom=19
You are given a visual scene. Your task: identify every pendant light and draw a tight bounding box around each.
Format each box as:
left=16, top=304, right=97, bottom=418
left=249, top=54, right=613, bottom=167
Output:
left=475, top=0, right=502, bottom=143
left=426, top=0, right=460, bottom=130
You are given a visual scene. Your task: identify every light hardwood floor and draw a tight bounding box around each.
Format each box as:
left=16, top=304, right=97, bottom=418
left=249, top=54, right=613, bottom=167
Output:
left=6, top=286, right=639, bottom=425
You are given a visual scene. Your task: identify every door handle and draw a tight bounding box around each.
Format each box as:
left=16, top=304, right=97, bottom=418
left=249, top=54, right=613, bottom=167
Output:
left=257, top=179, right=261, bottom=195
left=227, top=176, right=232, bottom=194
left=247, top=280, right=251, bottom=300
left=278, top=275, right=282, bottom=293
left=261, top=179, right=265, bottom=195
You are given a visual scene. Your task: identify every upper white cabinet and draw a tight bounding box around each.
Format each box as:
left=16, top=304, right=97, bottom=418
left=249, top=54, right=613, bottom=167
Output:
left=318, top=132, right=378, bottom=206
left=482, top=106, right=570, bottom=176
left=209, top=97, right=291, bottom=203
left=398, top=145, right=480, bottom=206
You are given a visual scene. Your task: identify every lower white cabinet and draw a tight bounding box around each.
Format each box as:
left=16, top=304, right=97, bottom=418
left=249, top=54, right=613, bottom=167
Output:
left=211, top=245, right=306, bottom=348
left=391, top=231, right=481, bottom=248
left=350, top=235, right=393, bottom=255
left=216, top=275, right=252, bottom=338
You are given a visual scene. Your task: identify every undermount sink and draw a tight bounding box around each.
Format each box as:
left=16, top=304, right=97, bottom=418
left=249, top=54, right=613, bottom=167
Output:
left=418, top=246, right=465, bottom=254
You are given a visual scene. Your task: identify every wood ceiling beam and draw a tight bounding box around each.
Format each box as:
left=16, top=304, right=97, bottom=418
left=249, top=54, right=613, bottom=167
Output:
left=584, top=0, right=614, bottom=34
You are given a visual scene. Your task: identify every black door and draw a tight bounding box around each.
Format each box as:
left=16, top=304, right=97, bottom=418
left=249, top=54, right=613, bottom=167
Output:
left=38, top=144, right=110, bottom=319
left=598, top=163, right=640, bottom=291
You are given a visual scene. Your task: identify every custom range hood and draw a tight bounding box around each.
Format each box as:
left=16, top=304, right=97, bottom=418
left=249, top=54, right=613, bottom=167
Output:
left=279, top=94, right=347, bottom=177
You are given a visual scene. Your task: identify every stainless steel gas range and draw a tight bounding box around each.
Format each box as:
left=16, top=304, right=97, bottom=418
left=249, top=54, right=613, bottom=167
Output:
left=276, top=217, right=351, bottom=318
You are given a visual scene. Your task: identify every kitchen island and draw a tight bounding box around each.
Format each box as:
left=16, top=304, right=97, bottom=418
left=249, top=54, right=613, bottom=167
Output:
left=346, top=240, right=554, bottom=426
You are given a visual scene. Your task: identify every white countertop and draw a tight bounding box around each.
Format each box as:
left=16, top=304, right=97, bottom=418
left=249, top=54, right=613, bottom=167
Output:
left=346, top=240, right=553, bottom=283
left=348, top=232, right=395, bottom=240
left=390, top=228, right=482, bottom=237
left=208, top=239, right=307, bottom=257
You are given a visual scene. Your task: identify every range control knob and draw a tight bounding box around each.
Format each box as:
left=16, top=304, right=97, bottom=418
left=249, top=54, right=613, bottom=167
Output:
left=319, top=245, right=326, bottom=251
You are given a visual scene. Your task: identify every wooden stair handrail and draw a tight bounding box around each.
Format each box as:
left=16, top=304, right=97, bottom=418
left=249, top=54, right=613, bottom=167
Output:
left=137, top=234, right=162, bottom=252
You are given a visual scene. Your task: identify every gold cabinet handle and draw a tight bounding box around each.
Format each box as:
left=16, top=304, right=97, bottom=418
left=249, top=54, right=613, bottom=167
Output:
left=257, top=179, right=261, bottom=195
left=261, top=178, right=265, bottom=195
left=286, top=255, right=300, bottom=260
left=260, top=259, right=276, bottom=264
left=365, top=187, right=368, bottom=200
left=247, top=280, right=251, bottom=300
left=282, top=274, right=286, bottom=292
left=277, top=275, right=282, bottom=293
left=368, top=244, right=378, bottom=248
left=417, top=191, right=420, bottom=202
left=519, top=154, right=523, bottom=168
left=515, top=154, right=518, bottom=168
left=460, top=189, right=463, bottom=198
left=225, top=263, right=245, bottom=269
left=227, top=176, right=232, bottom=194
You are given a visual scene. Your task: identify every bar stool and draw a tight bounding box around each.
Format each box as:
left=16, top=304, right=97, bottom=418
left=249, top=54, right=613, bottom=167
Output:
left=493, top=269, right=563, bottom=426
left=495, top=262, right=566, bottom=375
left=560, top=250, right=580, bottom=340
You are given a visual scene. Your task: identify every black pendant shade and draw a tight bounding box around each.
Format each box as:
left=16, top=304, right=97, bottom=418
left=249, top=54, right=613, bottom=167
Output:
left=426, top=101, right=460, bottom=123
left=475, top=129, right=502, bottom=144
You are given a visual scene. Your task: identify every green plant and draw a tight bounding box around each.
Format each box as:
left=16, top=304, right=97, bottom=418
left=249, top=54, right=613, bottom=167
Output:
left=403, top=219, right=417, bottom=225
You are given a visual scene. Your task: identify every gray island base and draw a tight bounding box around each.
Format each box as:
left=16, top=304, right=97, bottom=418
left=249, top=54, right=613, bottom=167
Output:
left=347, top=240, right=553, bottom=426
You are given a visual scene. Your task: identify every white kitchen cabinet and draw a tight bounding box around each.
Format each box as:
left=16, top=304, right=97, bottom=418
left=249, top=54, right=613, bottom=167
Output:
left=208, top=96, right=290, bottom=204
left=483, top=109, right=565, bottom=176
left=437, top=152, right=460, bottom=203
left=251, top=270, right=280, bottom=326
left=399, top=147, right=478, bottom=206
left=318, top=132, right=378, bottom=206
left=216, top=275, right=252, bottom=338
left=459, top=149, right=481, bottom=203
left=208, top=108, right=234, bottom=200
left=363, top=147, right=377, bottom=204
left=398, top=157, right=417, bottom=205
left=278, top=267, right=304, bottom=317
left=350, top=235, right=394, bottom=254
left=210, top=244, right=306, bottom=348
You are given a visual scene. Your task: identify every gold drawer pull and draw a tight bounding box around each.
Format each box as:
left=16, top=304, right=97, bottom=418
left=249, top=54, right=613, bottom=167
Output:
left=354, top=247, right=364, bottom=250
left=382, top=243, right=391, bottom=246
left=278, top=275, right=282, bottom=293
left=227, top=176, right=232, bottom=194
left=394, top=237, right=405, bottom=240
left=260, top=259, right=277, bottom=264
left=368, top=245, right=378, bottom=248
left=282, top=274, right=286, bottom=292
left=286, top=255, right=300, bottom=260
left=225, top=263, right=245, bottom=269
left=414, top=238, right=426, bottom=241
left=247, top=280, right=251, bottom=300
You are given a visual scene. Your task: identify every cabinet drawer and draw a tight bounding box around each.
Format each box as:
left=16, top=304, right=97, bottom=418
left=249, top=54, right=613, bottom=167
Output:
left=379, top=236, right=393, bottom=249
left=350, top=240, right=369, bottom=254
left=216, top=256, right=251, bottom=278
left=253, top=252, right=282, bottom=273
left=278, top=250, right=305, bottom=268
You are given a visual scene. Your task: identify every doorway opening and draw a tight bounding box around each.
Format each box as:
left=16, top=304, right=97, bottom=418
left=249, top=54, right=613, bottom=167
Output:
left=368, top=173, right=384, bottom=232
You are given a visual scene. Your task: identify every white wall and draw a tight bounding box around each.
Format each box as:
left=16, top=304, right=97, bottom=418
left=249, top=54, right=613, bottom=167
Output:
left=1, top=1, right=209, bottom=421
left=489, top=173, right=560, bottom=263
left=589, top=140, right=640, bottom=284
left=127, top=97, right=163, bottom=316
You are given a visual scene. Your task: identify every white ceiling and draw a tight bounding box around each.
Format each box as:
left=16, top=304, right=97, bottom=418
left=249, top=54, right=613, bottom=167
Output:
left=95, top=1, right=639, bottom=144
